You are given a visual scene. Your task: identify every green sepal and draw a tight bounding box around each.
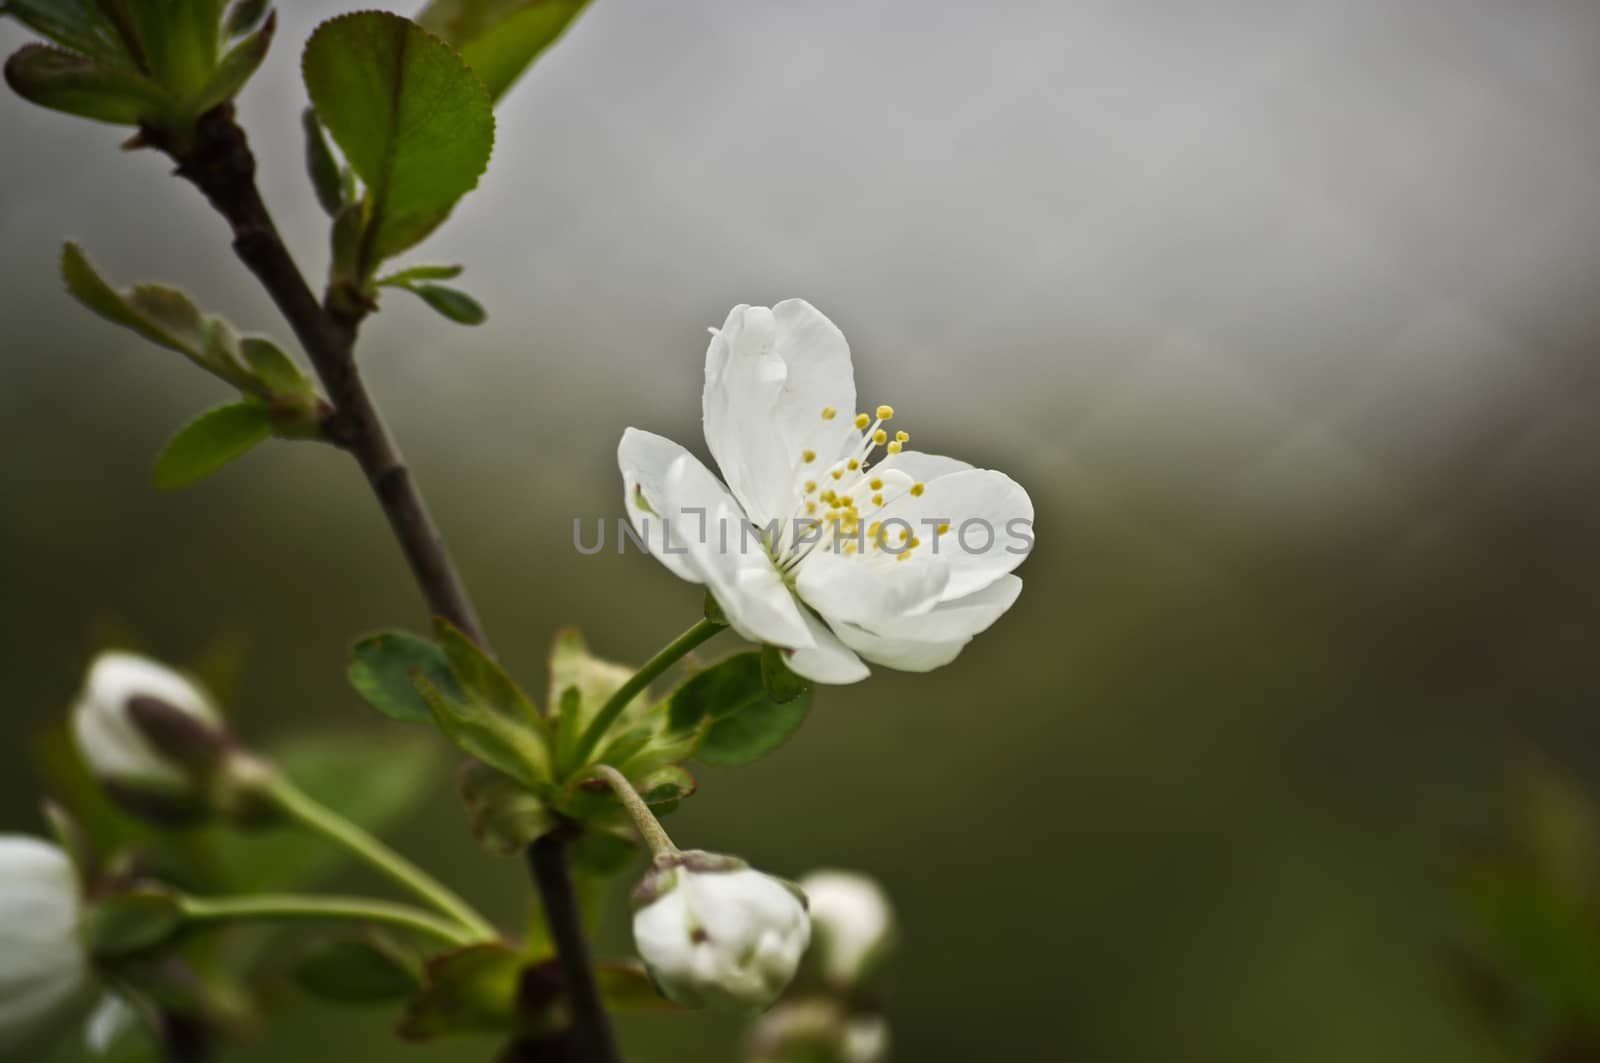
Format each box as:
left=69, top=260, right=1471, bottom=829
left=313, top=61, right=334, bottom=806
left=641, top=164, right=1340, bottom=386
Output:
left=238, top=336, right=311, bottom=398
left=347, top=630, right=460, bottom=724
left=760, top=643, right=810, bottom=704
left=294, top=933, right=422, bottom=1004
left=152, top=401, right=272, bottom=490
left=412, top=670, right=550, bottom=789
left=82, top=888, right=186, bottom=958
left=457, top=758, right=553, bottom=857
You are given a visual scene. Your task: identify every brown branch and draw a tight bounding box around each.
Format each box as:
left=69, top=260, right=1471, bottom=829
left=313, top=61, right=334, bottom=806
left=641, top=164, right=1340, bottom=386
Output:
left=150, top=104, right=617, bottom=1062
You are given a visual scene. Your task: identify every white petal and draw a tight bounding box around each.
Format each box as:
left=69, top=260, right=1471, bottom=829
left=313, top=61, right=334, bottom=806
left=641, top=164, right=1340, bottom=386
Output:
left=833, top=576, right=1023, bottom=672
left=794, top=546, right=948, bottom=627
left=703, top=302, right=858, bottom=528
left=617, top=428, right=703, bottom=582
left=0, top=837, right=88, bottom=1052
left=874, top=449, right=973, bottom=484
left=782, top=609, right=870, bottom=685
left=873, top=468, right=1034, bottom=600
left=662, top=456, right=815, bottom=650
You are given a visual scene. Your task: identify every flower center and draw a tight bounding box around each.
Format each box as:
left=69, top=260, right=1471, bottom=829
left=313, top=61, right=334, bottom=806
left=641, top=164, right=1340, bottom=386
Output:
left=776, top=404, right=933, bottom=570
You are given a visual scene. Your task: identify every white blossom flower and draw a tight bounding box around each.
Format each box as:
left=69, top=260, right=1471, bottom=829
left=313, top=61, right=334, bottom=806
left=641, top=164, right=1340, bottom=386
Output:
left=632, top=851, right=811, bottom=1010
left=0, top=836, right=91, bottom=1051
left=72, top=651, right=222, bottom=792
left=799, top=870, right=895, bottom=986
left=619, top=300, right=1032, bottom=683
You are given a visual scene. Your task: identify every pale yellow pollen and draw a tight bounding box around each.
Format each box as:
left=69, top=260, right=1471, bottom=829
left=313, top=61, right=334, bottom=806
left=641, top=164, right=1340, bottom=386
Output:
left=872, top=429, right=887, bottom=445
left=821, top=405, right=837, bottom=420
left=886, top=441, right=903, bottom=454
left=895, top=430, right=910, bottom=443
left=831, top=469, right=843, bottom=480
left=847, top=458, right=860, bottom=470
left=909, top=482, right=925, bottom=497
left=806, top=501, right=817, bottom=514
left=805, top=480, right=817, bottom=493
left=854, top=413, right=870, bottom=429
left=801, top=449, right=816, bottom=463
left=937, top=522, right=950, bottom=534
left=839, top=495, right=853, bottom=507
left=876, top=404, right=895, bottom=421
left=896, top=549, right=912, bottom=561
left=869, top=477, right=883, bottom=491
left=872, top=493, right=884, bottom=506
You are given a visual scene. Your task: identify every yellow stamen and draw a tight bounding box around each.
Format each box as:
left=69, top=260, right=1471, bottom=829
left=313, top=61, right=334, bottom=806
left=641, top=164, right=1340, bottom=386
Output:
left=831, top=469, right=843, bottom=480
left=886, top=441, right=903, bottom=454
left=869, top=477, right=883, bottom=490
left=909, top=482, right=925, bottom=497
left=854, top=413, right=870, bottom=429
left=821, top=405, right=837, bottom=420
left=872, top=429, right=887, bottom=445
left=876, top=404, right=895, bottom=421
left=872, top=493, right=884, bottom=506
left=847, top=458, right=860, bottom=470
left=801, top=449, right=816, bottom=463
left=937, top=522, right=950, bottom=534
left=895, top=430, right=909, bottom=443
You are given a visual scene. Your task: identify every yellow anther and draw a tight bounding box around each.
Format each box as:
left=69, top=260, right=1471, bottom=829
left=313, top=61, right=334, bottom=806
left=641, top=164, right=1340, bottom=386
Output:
left=872, top=493, right=884, bottom=506
left=847, top=458, right=860, bottom=470
left=843, top=542, right=857, bottom=555
left=896, top=549, right=912, bottom=561
left=909, top=537, right=921, bottom=548
left=895, top=430, right=909, bottom=443
left=840, top=495, right=853, bottom=507
left=804, top=480, right=817, bottom=493
left=806, top=501, right=817, bottom=514
left=801, top=449, right=816, bottom=463
left=872, top=429, right=887, bottom=445
left=876, top=404, right=895, bottom=420
left=886, top=441, right=903, bottom=454
left=821, top=405, right=837, bottom=420
left=854, top=413, right=870, bottom=429
left=909, top=482, right=925, bottom=497
left=937, top=522, right=950, bottom=534
left=831, top=469, right=843, bottom=480
left=869, top=477, right=883, bottom=490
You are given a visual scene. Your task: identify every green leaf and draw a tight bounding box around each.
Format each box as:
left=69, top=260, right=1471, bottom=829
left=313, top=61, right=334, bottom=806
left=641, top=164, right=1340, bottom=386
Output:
left=413, top=671, right=549, bottom=789
left=458, top=758, right=552, bottom=857
left=223, top=0, right=271, bottom=38
left=698, top=688, right=811, bottom=765
left=376, top=263, right=464, bottom=285
left=418, top=0, right=590, bottom=102
left=399, top=282, right=487, bottom=325
left=434, top=617, right=541, bottom=725
left=129, top=0, right=227, bottom=101
left=398, top=942, right=528, bottom=1041
left=82, top=888, right=186, bottom=957
left=300, top=107, right=346, bottom=217
left=302, top=12, right=494, bottom=270
left=239, top=336, right=310, bottom=396
left=666, top=653, right=812, bottom=766
left=761, top=643, right=810, bottom=704
left=295, top=935, right=422, bottom=1004
left=152, top=401, right=272, bottom=490
left=185, top=8, right=274, bottom=115
left=347, top=630, right=460, bottom=724
left=3, top=1, right=130, bottom=62
left=3, top=44, right=172, bottom=124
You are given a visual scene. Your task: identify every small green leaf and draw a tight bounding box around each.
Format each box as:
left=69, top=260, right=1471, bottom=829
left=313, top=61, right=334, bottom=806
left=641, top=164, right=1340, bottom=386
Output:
left=82, top=888, right=185, bottom=958
left=413, top=672, right=549, bottom=789
left=295, top=935, right=421, bottom=1004
left=152, top=401, right=272, bottom=490
left=301, top=107, right=345, bottom=217
left=62, top=243, right=192, bottom=353
left=401, top=282, right=486, bottom=325
left=347, top=630, right=460, bottom=724
left=458, top=758, right=552, bottom=857
left=3, top=1, right=129, bottom=62
left=185, top=9, right=274, bottom=115
left=4, top=44, right=172, bottom=124
left=223, top=0, right=272, bottom=38
left=239, top=336, right=309, bottom=396
left=760, top=643, right=809, bottom=704
left=398, top=942, right=527, bottom=1041
left=697, top=688, right=811, bottom=766
left=434, top=617, right=540, bottom=726
left=302, top=12, right=494, bottom=270
left=125, top=1, right=225, bottom=102
left=665, top=652, right=767, bottom=732
left=418, top=0, right=590, bottom=102
left=376, top=263, right=464, bottom=285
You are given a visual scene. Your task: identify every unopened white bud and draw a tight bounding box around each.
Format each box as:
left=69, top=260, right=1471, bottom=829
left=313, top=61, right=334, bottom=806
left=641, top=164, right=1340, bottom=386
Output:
left=0, top=836, right=90, bottom=1052
left=632, top=851, right=811, bottom=1010
left=72, top=652, right=224, bottom=796
left=798, top=870, right=895, bottom=987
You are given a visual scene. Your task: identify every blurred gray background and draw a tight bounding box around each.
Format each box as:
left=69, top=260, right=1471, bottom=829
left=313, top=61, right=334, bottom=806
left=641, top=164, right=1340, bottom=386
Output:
left=4, top=0, right=1600, bottom=1059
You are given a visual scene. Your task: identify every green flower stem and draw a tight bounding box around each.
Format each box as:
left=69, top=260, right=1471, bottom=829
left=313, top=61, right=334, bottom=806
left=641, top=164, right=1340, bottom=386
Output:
left=594, top=765, right=676, bottom=857
left=265, top=774, right=498, bottom=941
left=568, top=617, right=724, bottom=769
left=180, top=893, right=473, bottom=947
